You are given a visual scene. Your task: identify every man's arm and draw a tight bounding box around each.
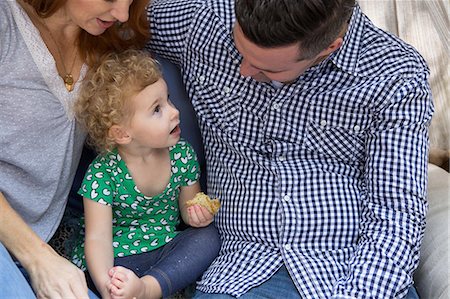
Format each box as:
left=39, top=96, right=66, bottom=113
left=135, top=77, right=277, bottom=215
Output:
left=0, top=192, right=89, bottom=299
left=146, top=0, right=202, bottom=64
left=333, top=76, right=434, bottom=298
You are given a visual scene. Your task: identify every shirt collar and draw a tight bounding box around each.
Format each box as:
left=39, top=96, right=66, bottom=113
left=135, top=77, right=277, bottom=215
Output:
left=328, top=4, right=365, bottom=74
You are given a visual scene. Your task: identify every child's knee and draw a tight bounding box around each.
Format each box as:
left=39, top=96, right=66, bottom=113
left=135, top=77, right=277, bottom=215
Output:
left=197, top=224, right=221, bottom=256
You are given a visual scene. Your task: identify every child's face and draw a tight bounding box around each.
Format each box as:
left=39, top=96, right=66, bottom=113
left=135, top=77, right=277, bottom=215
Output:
left=125, top=78, right=181, bottom=149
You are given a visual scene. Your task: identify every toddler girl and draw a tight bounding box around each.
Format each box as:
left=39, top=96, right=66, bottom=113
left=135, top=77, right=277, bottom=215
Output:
left=71, top=50, right=221, bottom=299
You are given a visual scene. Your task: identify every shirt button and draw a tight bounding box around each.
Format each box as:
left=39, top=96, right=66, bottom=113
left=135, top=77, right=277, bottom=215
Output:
left=272, top=103, right=280, bottom=110
left=283, top=194, right=291, bottom=202
left=233, top=59, right=240, bottom=65
left=223, top=86, right=231, bottom=94
left=278, top=155, right=285, bottom=161
left=353, top=125, right=361, bottom=132
left=320, top=119, right=327, bottom=127
left=284, top=244, right=292, bottom=251
left=198, top=75, right=205, bottom=82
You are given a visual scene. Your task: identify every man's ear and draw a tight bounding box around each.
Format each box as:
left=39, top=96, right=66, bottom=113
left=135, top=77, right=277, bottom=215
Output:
left=108, top=125, right=131, bottom=145
left=318, top=37, right=344, bottom=58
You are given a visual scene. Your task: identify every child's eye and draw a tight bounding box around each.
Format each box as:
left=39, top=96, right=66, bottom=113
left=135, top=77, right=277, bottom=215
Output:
left=154, top=105, right=161, bottom=113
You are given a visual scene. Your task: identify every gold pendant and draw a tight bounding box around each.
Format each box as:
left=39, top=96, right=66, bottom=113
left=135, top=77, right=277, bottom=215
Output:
left=64, top=74, right=74, bottom=92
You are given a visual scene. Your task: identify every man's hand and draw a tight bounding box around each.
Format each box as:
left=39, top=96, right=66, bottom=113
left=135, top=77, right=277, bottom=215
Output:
left=28, top=247, right=89, bottom=299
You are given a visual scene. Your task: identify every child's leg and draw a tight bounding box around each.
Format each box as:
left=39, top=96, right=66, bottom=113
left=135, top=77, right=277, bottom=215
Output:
left=142, top=224, right=221, bottom=297
left=112, top=224, right=220, bottom=298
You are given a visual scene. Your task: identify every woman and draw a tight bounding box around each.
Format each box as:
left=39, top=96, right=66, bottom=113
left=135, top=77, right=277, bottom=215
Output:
left=0, top=0, right=149, bottom=298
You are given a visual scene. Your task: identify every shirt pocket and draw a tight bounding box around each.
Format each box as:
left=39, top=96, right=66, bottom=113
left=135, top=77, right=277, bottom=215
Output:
left=191, top=64, right=245, bottom=134
left=303, top=106, right=371, bottom=163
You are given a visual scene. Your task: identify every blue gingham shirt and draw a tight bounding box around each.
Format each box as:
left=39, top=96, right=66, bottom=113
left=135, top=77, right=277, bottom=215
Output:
left=147, top=1, right=434, bottom=298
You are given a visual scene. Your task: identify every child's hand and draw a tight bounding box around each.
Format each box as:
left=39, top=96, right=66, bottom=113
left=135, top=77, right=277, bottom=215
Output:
left=187, top=205, right=214, bottom=227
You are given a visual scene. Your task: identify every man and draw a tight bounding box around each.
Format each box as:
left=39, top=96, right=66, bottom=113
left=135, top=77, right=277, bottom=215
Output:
left=147, top=0, right=433, bottom=298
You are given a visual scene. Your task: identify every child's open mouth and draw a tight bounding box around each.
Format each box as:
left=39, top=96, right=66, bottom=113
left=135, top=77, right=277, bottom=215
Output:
left=170, top=125, right=181, bottom=135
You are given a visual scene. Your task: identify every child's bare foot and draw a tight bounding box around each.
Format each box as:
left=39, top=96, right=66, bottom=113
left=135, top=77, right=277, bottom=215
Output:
left=108, top=266, right=144, bottom=299
left=108, top=266, right=162, bottom=299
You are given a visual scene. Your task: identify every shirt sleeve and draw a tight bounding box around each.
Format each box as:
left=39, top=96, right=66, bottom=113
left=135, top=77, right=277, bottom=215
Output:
left=146, top=0, right=203, bottom=65
left=333, top=73, right=434, bottom=298
left=77, top=156, right=114, bottom=206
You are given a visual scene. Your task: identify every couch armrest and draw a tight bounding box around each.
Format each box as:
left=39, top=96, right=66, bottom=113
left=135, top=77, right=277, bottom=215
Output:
left=414, top=164, right=450, bottom=299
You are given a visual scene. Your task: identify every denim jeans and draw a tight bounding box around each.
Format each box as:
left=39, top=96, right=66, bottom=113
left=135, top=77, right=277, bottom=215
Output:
left=0, top=242, right=35, bottom=298
left=193, top=266, right=420, bottom=299
left=0, top=242, right=99, bottom=299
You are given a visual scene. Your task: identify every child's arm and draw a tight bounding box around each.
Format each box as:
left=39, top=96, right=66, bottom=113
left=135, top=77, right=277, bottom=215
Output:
left=179, top=182, right=213, bottom=227
left=83, top=197, right=114, bottom=299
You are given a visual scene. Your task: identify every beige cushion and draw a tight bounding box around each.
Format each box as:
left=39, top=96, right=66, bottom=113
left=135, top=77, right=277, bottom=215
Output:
left=358, top=2, right=450, bottom=297
left=359, top=0, right=449, bottom=150
left=414, top=164, right=450, bottom=298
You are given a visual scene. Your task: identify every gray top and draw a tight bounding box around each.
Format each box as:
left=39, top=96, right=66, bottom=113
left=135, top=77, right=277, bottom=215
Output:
left=0, top=1, right=86, bottom=242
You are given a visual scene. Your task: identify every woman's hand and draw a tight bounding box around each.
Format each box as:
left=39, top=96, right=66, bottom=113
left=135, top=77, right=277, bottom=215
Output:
left=28, top=247, right=89, bottom=299
left=0, top=193, right=89, bottom=299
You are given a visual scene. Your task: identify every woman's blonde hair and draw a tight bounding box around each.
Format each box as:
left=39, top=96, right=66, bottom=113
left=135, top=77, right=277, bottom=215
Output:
left=24, top=0, right=150, bottom=66
left=74, top=50, right=162, bottom=153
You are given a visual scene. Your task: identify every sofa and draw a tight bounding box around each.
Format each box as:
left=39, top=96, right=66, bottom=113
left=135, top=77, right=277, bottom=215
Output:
left=58, top=1, right=449, bottom=298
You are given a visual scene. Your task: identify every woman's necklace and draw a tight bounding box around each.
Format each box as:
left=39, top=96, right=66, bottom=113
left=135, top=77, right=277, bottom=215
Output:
left=41, top=19, right=78, bottom=92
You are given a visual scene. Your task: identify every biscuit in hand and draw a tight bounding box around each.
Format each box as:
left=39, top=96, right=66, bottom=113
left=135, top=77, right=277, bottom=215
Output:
left=186, top=192, right=221, bottom=215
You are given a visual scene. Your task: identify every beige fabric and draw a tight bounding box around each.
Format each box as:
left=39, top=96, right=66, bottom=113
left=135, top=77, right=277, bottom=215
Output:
left=358, top=2, right=449, bottom=298
left=415, top=164, right=450, bottom=299
left=359, top=0, right=449, bottom=150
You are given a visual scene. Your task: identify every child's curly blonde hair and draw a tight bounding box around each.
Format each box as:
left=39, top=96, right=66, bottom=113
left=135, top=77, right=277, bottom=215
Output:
left=74, top=50, right=162, bottom=153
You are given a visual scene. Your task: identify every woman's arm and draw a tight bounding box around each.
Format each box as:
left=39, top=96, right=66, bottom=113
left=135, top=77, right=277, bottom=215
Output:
left=0, top=192, right=89, bottom=298
left=83, top=197, right=114, bottom=299
left=179, top=182, right=213, bottom=227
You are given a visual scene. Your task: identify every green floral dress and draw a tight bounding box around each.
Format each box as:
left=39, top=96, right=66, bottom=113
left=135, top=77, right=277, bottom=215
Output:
left=72, top=139, right=199, bottom=270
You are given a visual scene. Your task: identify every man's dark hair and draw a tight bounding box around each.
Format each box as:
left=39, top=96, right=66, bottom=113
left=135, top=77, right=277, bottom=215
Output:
left=235, top=0, right=356, bottom=59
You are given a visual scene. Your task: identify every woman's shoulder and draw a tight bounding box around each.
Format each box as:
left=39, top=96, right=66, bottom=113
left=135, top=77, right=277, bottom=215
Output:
left=0, top=2, right=18, bottom=62
left=0, top=1, right=14, bottom=30
left=0, top=0, right=11, bottom=12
